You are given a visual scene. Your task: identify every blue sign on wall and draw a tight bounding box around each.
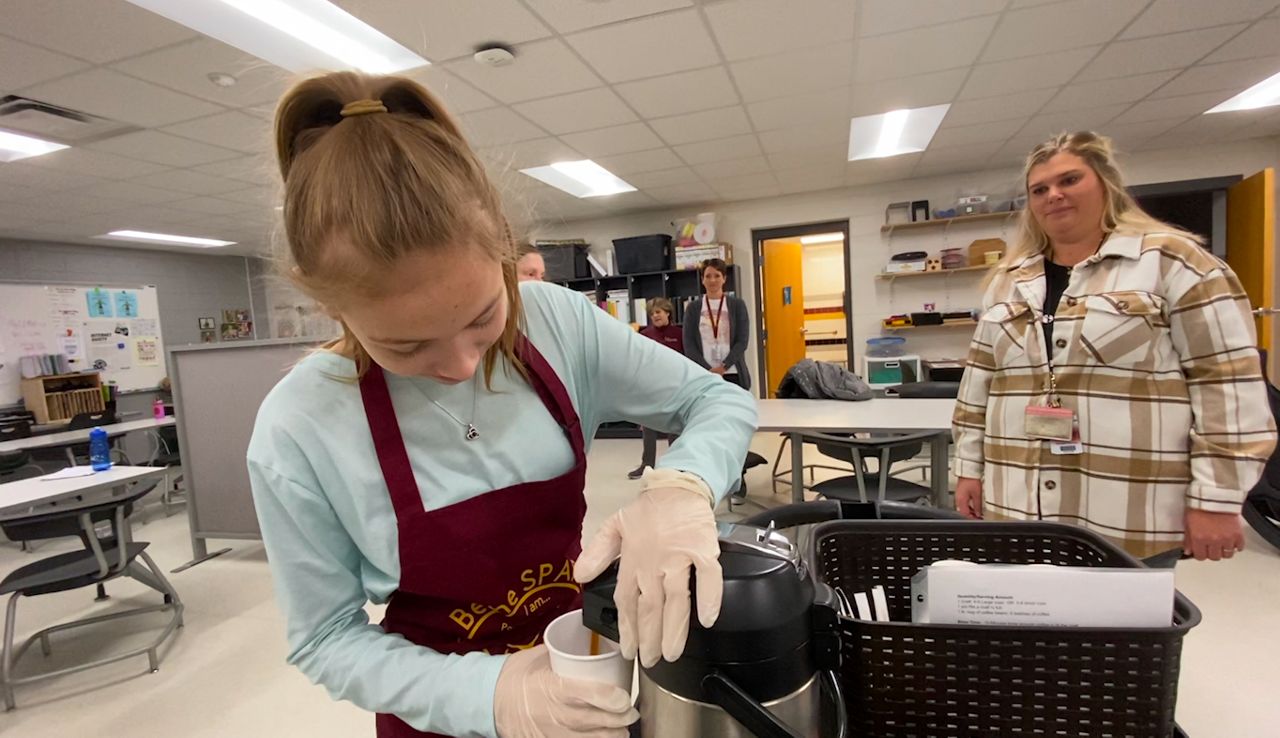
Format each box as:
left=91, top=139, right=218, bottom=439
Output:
left=782, top=286, right=792, bottom=306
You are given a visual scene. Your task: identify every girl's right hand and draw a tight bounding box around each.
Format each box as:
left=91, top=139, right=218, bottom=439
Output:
left=955, top=477, right=984, bottom=520
left=494, top=645, right=637, bottom=737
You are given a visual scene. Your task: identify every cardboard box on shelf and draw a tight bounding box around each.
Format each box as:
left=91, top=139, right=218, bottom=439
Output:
left=674, top=243, right=732, bottom=271
left=968, top=238, right=1006, bottom=266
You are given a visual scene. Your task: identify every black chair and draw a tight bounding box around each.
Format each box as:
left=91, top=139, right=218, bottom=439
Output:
left=884, top=381, right=961, bottom=398
left=0, top=421, right=32, bottom=443
left=61, top=411, right=126, bottom=467
left=142, top=426, right=184, bottom=515
left=799, top=430, right=940, bottom=505
left=0, top=451, right=43, bottom=483
left=0, top=481, right=183, bottom=710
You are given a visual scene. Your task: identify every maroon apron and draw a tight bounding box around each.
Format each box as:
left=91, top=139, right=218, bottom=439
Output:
left=360, top=336, right=588, bottom=738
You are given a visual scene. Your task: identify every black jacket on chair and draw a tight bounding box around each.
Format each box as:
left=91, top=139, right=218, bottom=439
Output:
left=683, top=295, right=751, bottom=390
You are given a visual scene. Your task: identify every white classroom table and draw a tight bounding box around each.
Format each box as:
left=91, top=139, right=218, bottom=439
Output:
left=0, top=465, right=170, bottom=519
left=756, top=398, right=956, bottom=504
left=0, top=416, right=175, bottom=455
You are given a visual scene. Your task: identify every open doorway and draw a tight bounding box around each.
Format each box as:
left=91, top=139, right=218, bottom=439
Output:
left=751, top=220, right=853, bottom=398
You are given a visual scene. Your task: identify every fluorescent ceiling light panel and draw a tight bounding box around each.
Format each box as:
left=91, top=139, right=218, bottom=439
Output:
left=520, top=160, right=637, bottom=198
left=125, top=0, right=429, bottom=73
left=0, top=128, right=69, bottom=162
left=98, top=230, right=236, bottom=248
left=1205, top=69, right=1280, bottom=113
left=848, top=104, right=950, bottom=161
left=800, top=233, right=844, bottom=245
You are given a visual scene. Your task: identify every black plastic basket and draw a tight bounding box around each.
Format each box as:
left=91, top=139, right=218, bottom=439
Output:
left=808, top=519, right=1200, bottom=738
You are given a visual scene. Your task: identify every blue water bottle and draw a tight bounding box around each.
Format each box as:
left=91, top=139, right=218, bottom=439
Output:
left=89, top=427, right=112, bottom=471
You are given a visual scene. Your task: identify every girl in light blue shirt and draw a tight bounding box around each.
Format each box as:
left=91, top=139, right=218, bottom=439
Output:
left=248, top=72, right=755, bottom=738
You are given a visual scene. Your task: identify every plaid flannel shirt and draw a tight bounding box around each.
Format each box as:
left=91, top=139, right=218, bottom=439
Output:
left=953, top=231, right=1276, bottom=557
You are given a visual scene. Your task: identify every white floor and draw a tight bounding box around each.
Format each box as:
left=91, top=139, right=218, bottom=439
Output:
left=1, top=434, right=1277, bottom=737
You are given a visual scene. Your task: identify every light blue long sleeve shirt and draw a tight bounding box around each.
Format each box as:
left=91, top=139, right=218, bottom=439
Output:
left=246, top=281, right=757, bottom=737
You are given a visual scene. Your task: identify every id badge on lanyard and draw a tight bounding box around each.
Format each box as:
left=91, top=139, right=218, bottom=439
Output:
left=1023, top=306, right=1081, bottom=453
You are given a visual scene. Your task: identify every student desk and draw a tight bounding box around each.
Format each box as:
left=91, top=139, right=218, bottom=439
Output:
left=755, top=398, right=956, bottom=504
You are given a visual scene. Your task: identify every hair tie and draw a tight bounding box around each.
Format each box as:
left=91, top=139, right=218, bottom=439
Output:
left=340, top=99, right=388, bottom=118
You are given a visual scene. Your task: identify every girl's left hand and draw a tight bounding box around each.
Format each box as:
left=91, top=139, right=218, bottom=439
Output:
left=574, top=486, right=722, bottom=668
left=1183, top=508, right=1245, bottom=561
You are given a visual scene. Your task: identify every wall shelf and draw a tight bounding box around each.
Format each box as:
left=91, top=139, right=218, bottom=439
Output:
left=881, top=321, right=979, bottom=332
left=876, top=265, right=992, bottom=281
left=881, top=211, right=1019, bottom=234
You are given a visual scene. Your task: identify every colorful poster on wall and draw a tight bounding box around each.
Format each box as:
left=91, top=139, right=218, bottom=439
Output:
left=86, top=288, right=113, bottom=318
left=134, top=336, right=159, bottom=367
left=114, top=290, right=140, bottom=318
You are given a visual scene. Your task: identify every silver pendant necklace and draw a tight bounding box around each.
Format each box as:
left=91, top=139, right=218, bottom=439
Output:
left=422, top=379, right=480, bottom=441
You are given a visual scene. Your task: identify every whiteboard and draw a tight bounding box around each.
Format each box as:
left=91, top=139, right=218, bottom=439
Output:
left=0, top=282, right=167, bottom=405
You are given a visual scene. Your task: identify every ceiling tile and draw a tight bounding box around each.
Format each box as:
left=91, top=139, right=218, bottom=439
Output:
left=128, top=169, right=246, bottom=196
left=566, top=10, right=720, bottom=83
left=705, top=0, right=855, bottom=61
left=166, top=196, right=250, bottom=216
left=766, top=143, right=848, bottom=170
left=850, top=68, right=969, bottom=116
left=458, top=108, right=548, bottom=147
left=1121, top=0, right=1279, bottom=38
left=1043, top=71, right=1179, bottom=112
left=758, top=121, right=848, bottom=154
left=1018, top=104, right=1133, bottom=138
left=914, top=142, right=1004, bottom=177
left=857, top=16, right=997, bottom=81
left=0, top=0, right=198, bottom=64
left=615, top=66, right=741, bottom=118
left=70, top=179, right=190, bottom=205
left=650, top=106, right=753, bottom=146
left=674, top=134, right=763, bottom=165
left=643, top=182, right=717, bottom=205
left=626, top=166, right=700, bottom=189
left=1203, top=18, right=1280, bottom=62
left=845, top=152, right=921, bottom=186
left=0, top=161, right=105, bottom=191
left=0, top=36, right=89, bottom=90
left=13, top=192, right=131, bottom=217
left=749, top=87, right=852, bottom=131
left=192, top=156, right=276, bottom=185
left=513, top=88, right=636, bottom=135
left=1110, top=91, right=1232, bottom=125
left=693, top=156, right=772, bottom=179
left=1097, top=117, right=1187, bottom=149
left=961, top=47, right=1099, bottom=99
left=86, top=130, right=243, bottom=168
left=16, top=147, right=170, bottom=180
left=858, top=0, right=1006, bottom=36
left=160, top=111, right=271, bottom=154
left=981, top=0, right=1146, bottom=62
left=592, top=147, right=686, bottom=175
left=216, top=187, right=277, bottom=207
left=774, top=163, right=847, bottom=195
left=1149, top=56, right=1280, bottom=98
left=446, top=39, right=602, bottom=104
left=523, top=0, right=692, bottom=34
left=732, top=42, right=853, bottom=102
left=109, top=37, right=290, bottom=108
left=480, top=137, right=583, bottom=170
left=929, top=118, right=1027, bottom=149
left=561, top=123, right=665, bottom=157
left=1076, top=26, right=1247, bottom=80
left=332, top=0, right=552, bottom=62
left=943, top=88, right=1057, bottom=127
left=19, top=69, right=226, bottom=128
left=401, top=67, right=497, bottom=114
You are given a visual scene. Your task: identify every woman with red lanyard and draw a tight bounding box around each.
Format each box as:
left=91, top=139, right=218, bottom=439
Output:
left=683, top=259, right=752, bottom=391
left=247, top=73, right=756, bottom=737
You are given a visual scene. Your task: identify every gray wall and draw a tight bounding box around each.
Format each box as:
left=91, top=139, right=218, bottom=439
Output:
left=0, top=237, right=265, bottom=346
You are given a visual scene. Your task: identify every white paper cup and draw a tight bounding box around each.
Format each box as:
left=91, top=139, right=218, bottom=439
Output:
left=543, top=609, right=633, bottom=691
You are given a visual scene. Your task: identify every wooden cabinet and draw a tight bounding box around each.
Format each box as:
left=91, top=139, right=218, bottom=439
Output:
left=21, top=372, right=105, bottom=424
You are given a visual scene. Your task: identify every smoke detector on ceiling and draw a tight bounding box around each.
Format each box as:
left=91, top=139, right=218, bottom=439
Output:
left=207, top=72, right=238, bottom=88
left=474, top=44, right=515, bottom=67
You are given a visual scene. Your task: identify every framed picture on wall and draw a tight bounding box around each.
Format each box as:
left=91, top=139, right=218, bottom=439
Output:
left=200, top=330, right=217, bottom=343
left=198, top=317, right=215, bottom=330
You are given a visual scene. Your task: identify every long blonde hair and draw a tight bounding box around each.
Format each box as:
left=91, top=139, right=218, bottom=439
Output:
left=273, top=71, right=524, bottom=385
left=1001, top=131, right=1201, bottom=269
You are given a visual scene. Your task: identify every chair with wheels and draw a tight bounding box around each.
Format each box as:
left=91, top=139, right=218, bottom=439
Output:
left=0, top=482, right=183, bottom=710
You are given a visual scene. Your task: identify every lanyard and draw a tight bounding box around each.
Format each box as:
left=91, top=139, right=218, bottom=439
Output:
left=706, top=296, right=725, bottom=339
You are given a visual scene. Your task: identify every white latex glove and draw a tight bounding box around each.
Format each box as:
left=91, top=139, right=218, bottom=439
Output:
left=574, top=483, right=723, bottom=668
left=493, top=645, right=637, bottom=738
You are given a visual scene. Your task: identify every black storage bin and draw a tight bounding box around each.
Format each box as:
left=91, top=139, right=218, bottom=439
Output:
left=810, top=520, right=1200, bottom=738
left=540, top=243, right=590, bottom=281
left=612, top=234, right=671, bottom=274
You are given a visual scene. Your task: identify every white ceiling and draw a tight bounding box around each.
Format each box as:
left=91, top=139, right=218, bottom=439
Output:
left=1, top=0, right=1279, bottom=257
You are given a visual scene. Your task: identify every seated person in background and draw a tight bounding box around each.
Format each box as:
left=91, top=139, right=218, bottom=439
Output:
left=630, top=298, right=684, bottom=479
left=516, top=243, right=545, bottom=282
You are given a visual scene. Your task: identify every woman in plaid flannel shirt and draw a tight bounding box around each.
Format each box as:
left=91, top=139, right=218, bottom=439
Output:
left=953, top=131, right=1276, bottom=563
